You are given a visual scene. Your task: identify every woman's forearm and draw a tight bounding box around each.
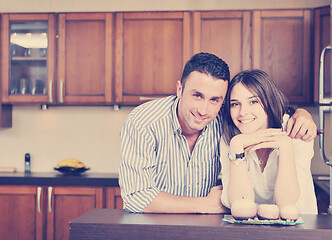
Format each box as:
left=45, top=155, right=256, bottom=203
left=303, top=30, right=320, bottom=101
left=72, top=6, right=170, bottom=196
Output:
left=274, top=142, right=300, bottom=208
left=227, top=137, right=254, bottom=206
left=227, top=162, right=255, bottom=206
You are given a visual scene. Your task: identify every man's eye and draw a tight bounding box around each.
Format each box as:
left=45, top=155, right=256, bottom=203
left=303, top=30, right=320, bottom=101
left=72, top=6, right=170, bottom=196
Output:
left=211, top=99, right=219, bottom=103
left=193, top=94, right=201, bottom=99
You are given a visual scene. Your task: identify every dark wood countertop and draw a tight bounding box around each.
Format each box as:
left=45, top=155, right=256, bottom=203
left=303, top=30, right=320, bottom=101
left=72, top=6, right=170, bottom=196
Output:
left=0, top=172, right=119, bottom=187
left=69, top=209, right=332, bottom=240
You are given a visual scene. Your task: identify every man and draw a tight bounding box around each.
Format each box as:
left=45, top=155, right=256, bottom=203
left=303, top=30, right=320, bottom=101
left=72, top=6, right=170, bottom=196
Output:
left=119, top=52, right=317, bottom=213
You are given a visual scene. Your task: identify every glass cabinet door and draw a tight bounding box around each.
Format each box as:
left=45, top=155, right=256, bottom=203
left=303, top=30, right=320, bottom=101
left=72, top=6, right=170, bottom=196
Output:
left=1, top=14, right=55, bottom=103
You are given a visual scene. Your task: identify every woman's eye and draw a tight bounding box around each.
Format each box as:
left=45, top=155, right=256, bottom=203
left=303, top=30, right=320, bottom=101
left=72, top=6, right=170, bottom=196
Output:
left=251, top=100, right=259, bottom=104
left=230, top=102, right=238, bottom=107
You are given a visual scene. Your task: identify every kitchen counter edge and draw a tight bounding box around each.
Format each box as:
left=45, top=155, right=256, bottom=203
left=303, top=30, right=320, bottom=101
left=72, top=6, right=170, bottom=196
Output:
left=0, top=172, right=119, bottom=187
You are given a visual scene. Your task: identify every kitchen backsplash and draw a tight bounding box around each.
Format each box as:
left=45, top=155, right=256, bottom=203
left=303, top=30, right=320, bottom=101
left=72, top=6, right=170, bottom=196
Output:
left=0, top=105, right=329, bottom=175
left=0, top=105, right=133, bottom=173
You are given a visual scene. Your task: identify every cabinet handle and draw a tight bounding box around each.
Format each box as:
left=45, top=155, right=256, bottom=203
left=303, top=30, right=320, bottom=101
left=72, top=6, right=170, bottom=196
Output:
left=48, top=79, right=53, bottom=103
left=139, top=96, right=161, bottom=101
left=48, top=186, right=53, bottom=213
left=59, top=79, right=64, bottom=103
left=37, top=187, right=42, bottom=213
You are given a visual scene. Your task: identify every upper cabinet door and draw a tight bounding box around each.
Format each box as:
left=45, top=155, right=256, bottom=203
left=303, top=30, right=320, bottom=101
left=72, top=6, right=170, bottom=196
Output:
left=115, top=12, right=191, bottom=105
left=57, top=13, right=113, bottom=104
left=1, top=13, right=56, bottom=104
left=314, top=6, right=330, bottom=103
left=252, top=10, right=312, bottom=104
left=192, top=11, right=251, bottom=79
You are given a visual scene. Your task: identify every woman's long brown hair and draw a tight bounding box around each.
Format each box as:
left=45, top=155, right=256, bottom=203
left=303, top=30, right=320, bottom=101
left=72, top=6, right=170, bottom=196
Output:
left=221, top=70, right=288, bottom=145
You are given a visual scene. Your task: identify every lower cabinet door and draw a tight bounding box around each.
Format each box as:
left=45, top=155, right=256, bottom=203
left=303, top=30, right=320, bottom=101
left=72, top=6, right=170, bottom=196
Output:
left=105, top=187, right=123, bottom=209
left=46, top=186, right=103, bottom=240
left=0, top=186, right=44, bottom=240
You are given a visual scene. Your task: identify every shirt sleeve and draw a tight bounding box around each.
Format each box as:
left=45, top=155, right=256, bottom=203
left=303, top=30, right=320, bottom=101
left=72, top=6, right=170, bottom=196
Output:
left=293, top=139, right=317, bottom=214
left=220, top=139, right=231, bottom=209
left=119, top=118, right=160, bottom=213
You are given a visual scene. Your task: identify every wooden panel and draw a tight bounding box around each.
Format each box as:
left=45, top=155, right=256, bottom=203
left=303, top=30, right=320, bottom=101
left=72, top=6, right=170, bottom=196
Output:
left=193, top=11, right=251, bottom=78
left=252, top=10, right=312, bottom=103
left=0, top=104, right=12, bottom=128
left=47, top=186, right=103, bottom=240
left=105, top=187, right=123, bottom=209
left=66, top=21, right=105, bottom=95
left=314, top=6, right=331, bottom=102
left=115, top=12, right=190, bottom=104
left=57, top=13, right=113, bottom=104
left=0, top=186, right=43, bottom=240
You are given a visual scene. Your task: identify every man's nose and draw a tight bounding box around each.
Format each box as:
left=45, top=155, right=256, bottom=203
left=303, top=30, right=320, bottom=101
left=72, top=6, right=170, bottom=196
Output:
left=197, top=101, right=208, bottom=115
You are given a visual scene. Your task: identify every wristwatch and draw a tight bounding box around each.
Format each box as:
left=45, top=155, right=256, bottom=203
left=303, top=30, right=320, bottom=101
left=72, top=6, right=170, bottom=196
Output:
left=228, top=152, right=246, bottom=165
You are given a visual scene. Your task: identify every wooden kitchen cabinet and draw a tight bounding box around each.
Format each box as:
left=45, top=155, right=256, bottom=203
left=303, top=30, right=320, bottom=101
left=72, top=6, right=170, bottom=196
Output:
left=252, top=10, right=312, bottom=104
left=314, top=6, right=331, bottom=102
left=192, top=11, right=251, bottom=78
left=1, top=13, right=113, bottom=105
left=0, top=185, right=103, bottom=240
left=1, top=13, right=56, bottom=104
left=47, top=186, right=103, bottom=240
left=105, top=186, right=123, bottom=209
left=0, top=186, right=44, bottom=240
left=57, top=13, right=113, bottom=104
left=115, top=12, right=191, bottom=105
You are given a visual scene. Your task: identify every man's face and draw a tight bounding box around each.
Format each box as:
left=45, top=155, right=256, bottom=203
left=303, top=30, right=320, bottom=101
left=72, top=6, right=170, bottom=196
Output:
left=177, top=71, right=228, bottom=136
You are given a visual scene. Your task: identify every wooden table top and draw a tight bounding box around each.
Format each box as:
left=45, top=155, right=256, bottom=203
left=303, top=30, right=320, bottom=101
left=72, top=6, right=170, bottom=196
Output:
left=69, top=208, right=332, bottom=240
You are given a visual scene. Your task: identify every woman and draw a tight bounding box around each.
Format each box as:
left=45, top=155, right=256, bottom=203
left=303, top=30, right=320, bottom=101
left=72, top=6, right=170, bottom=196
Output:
left=220, top=69, right=317, bottom=214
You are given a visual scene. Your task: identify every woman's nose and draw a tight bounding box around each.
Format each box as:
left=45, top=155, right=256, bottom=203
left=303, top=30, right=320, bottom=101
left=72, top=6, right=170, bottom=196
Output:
left=239, top=105, right=249, bottom=116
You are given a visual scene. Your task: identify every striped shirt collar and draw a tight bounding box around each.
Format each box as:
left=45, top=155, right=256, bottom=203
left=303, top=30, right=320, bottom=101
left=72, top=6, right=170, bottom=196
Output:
left=171, top=97, right=181, bottom=134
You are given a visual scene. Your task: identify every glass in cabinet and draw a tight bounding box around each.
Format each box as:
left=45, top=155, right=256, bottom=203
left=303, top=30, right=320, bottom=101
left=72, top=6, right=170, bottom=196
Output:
left=1, top=14, right=55, bottom=103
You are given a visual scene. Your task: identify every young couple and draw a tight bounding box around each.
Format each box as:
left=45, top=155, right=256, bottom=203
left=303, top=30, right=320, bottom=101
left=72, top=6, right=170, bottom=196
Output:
left=119, top=52, right=317, bottom=214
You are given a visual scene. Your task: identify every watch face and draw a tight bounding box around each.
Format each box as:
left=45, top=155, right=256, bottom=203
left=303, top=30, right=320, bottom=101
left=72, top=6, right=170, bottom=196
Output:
left=228, top=152, right=245, bottom=161
left=228, top=152, right=236, bottom=161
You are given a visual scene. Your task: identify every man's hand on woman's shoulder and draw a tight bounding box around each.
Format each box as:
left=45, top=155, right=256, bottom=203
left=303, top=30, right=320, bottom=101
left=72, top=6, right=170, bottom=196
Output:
left=286, top=108, right=317, bottom=142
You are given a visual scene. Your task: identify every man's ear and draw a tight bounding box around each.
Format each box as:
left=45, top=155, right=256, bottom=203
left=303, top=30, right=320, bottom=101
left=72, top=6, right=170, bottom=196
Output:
left=176, top=80, right=182, bottom=98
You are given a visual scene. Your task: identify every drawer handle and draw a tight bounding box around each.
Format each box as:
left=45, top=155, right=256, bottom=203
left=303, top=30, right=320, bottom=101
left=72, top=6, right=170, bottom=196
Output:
left=59, top=79, right=64, bottom=103
left=48, top=186, right=53, bottom=213
left=48, top=79, right=53, bottom=103
left=37, top=187, right=42, bottom=213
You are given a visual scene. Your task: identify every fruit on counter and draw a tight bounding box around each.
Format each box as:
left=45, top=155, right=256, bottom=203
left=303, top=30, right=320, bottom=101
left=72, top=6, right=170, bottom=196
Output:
left=257, top=204, right=279, bottom=220
left=57, top=158, right=86, bottom=168
left=279, top=205, right=299, bottom=221
left=231, top=198, right=257, bottom=220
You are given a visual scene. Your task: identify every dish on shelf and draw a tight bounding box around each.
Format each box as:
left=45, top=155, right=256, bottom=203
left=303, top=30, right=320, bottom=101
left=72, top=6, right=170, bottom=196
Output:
left=54, top=167, right=90, bottom=175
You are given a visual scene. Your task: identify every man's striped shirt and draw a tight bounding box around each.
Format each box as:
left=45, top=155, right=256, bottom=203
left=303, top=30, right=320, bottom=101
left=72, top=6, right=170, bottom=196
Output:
left=119, top=95, right=222, bottom=212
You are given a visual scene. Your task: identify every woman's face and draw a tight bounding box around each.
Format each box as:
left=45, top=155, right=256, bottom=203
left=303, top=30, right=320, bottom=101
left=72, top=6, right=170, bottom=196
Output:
left=229, top=83, right=268, bottom=134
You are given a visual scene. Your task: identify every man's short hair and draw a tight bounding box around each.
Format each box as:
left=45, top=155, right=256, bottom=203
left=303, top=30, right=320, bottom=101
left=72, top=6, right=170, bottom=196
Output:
left=180, top=52, right=230, bottom=88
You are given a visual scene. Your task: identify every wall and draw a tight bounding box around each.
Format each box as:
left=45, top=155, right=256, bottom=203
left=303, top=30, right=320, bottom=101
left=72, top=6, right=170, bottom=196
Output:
left=0, top=106, right=133, bottom=172
left=0, top=0, right=330, bottom=174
